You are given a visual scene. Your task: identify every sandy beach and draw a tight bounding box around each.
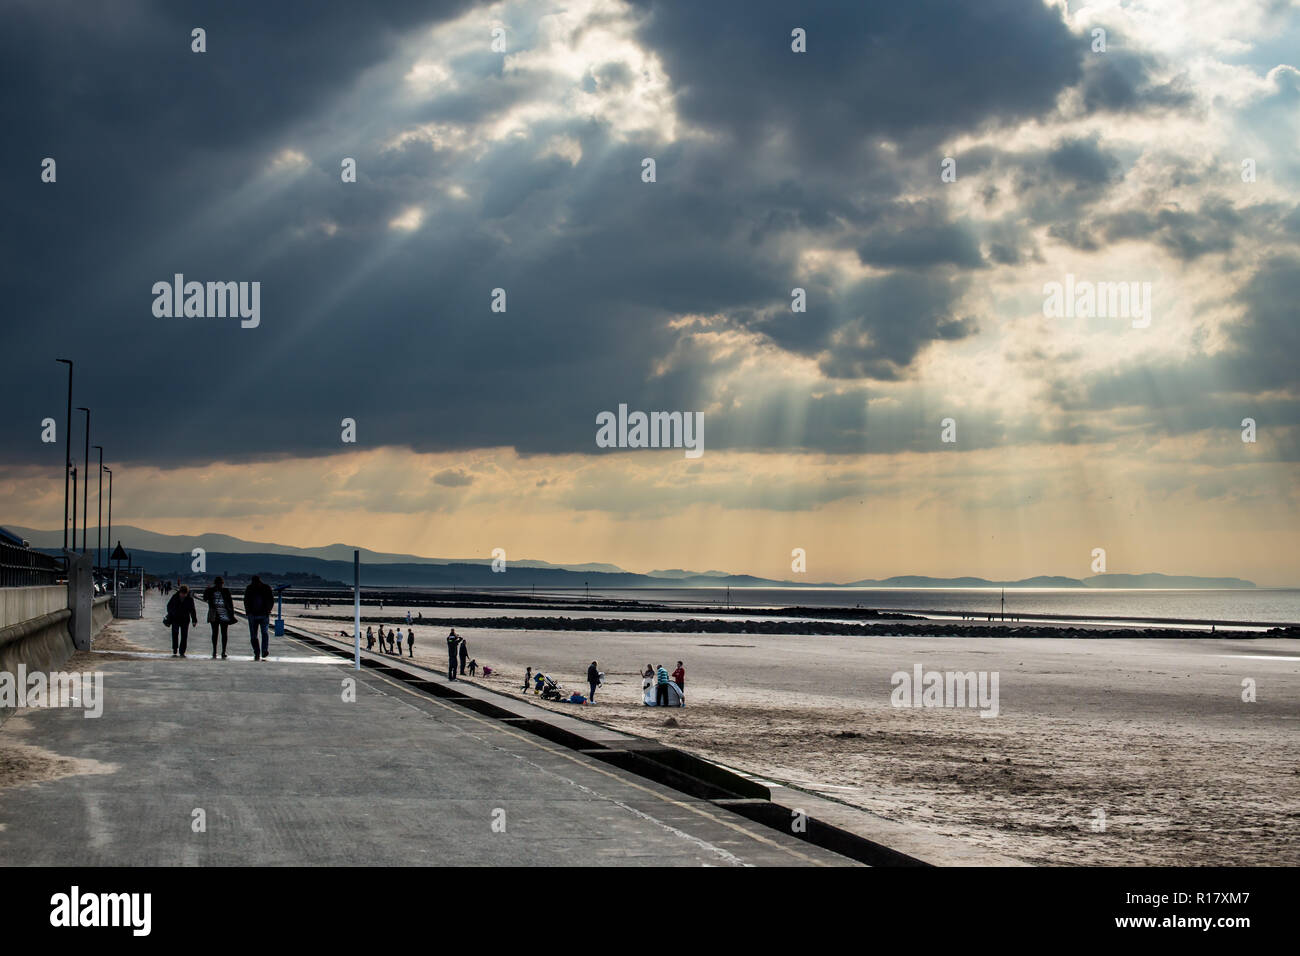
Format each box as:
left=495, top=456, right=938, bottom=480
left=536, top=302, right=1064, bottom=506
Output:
left=288, top=603, right=1300, bottom=866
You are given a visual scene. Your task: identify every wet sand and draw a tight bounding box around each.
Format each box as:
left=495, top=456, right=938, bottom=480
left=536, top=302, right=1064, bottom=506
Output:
left=290, top=605, right=1300, bottom=865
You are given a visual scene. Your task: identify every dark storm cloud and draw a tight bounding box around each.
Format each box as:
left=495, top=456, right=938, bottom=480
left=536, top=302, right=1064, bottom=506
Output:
left=855, top=215, right=986, bottom=270
left=1052, top=196, right=1293, bottom=262
left=627, top=0, right=1086, bottom=157
left=1047, top=136, right=1120, bottom=187
left=0, top=0, right=477, bottom=158
left=0, top=0, right=1262, bottom=473
left=952, top=137, right=1127, bottom=262
left=1096, top=201, right=1239, bottom=261
left=1078, top=46, right=1194, bottom=115
left=433, top=468, right=474, bottom=487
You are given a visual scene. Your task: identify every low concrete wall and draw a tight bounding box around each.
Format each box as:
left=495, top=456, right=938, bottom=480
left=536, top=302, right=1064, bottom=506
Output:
left=0, top=586, right=66, bottom=629
left=0, top=608, right=76, bottom=673
left=0, top=608, right=77, bottom=725
left=0, top=589, right=112, bottom=726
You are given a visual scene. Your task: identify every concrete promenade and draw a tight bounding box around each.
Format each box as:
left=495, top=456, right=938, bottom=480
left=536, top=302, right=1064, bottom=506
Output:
left=0, top=613, right=854, bottom=866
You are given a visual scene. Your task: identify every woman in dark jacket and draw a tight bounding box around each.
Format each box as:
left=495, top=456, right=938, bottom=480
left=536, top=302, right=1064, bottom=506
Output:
left=202, top=577, right=236, bottom=659
left=166, top=585, right=199, bottom=657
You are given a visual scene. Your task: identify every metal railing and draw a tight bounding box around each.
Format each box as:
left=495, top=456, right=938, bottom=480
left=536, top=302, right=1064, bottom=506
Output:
left=0, top=540, right=64, bottom=587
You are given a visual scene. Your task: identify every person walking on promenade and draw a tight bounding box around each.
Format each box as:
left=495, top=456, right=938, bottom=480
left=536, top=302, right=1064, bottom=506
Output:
left=523, top=666, right=532, bottom=692
left=166, top=585, right=198, bottom=657
left=446, top=628, right=461, bottom=680
left=394, top=627, right=403, bottom=655
left=406, top=628, right=414, bottom=658
left=672, top=660, right=685, bottom=691
left=655, top=663, right=671, bottom=707
left=244, top=575, right=274, bottom=662
left=366, top=626, right=375, bottom=651
left=203, top=576, right=236, bottom=659
left=587, top=660, right=600, bottom=703
left=458, top=634, right=469, bottom=675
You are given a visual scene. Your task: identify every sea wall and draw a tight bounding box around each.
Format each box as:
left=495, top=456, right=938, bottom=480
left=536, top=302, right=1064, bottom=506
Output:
left=0, top=585, right=66, bottom=628
left=0, top=586, right=113, bottom=725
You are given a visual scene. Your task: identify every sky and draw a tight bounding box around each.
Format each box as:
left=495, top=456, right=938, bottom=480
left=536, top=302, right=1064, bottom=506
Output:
left=1, top=0, right=1298, bottom=584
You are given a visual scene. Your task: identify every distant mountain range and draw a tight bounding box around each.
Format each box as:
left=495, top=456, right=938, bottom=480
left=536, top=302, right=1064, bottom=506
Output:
left=4, top=524, right=1257, bottom=589
left=844, top=573, right=1257, bottom=589
left=7, top=524, right=625, bottom=574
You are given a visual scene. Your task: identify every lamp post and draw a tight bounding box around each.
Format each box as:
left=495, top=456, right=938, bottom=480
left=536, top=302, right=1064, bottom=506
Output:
left=56, top=359, right=72, bottom=550
left=93, top=445, right=104, bottom=570
left=103, top=467, right=113, bottom=575
left=70, top=466, right=77, bottom=549
left=77, top=407, right=90, bottom=554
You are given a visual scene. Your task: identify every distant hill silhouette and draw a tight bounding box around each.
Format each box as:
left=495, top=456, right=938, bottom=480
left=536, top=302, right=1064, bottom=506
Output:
left=7, top=524, right=1256, bottom=589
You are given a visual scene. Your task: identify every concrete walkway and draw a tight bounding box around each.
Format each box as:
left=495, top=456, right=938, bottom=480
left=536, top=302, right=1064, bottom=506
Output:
left=0, top=614, right=854, bottom=866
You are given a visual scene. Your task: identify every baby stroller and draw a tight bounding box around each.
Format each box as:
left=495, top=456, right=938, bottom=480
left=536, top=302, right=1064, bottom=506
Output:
left=536, top=673, right=564, bottom=700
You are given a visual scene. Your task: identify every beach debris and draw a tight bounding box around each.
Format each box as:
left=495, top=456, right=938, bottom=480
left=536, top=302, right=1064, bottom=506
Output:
left=662, top=717, right=679, bottom=727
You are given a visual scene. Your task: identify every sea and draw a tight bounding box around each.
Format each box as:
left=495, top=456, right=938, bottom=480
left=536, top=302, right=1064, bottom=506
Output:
left=492, top=586, right=1300, bottom=627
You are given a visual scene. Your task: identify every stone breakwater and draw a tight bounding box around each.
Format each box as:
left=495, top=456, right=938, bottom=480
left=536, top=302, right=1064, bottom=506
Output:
left=304, top=613, right=1300, bottom=640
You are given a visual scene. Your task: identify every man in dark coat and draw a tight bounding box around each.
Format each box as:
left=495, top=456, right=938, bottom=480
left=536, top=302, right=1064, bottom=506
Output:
left=243, top=575, right=275, bottom=661
left=446, top=628, right=461, bottom=681
left=587, top=661, right=600, bottom=703
left=458, top=634, right=469, bottom=675
left=166, top=585, right=198, bottom=657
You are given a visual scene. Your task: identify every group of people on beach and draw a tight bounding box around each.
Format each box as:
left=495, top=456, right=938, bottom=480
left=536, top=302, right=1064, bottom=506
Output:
left=362, top=623, right=476, bottom=677
left=518, top=659, right=685, bottom=707
left=366, top=625, right=414, bottom=657
left=446, top=628, right=474, bottom=679
left=163, top=575, right=275, bottom=661
left=645, top=661, right=686, bottom=706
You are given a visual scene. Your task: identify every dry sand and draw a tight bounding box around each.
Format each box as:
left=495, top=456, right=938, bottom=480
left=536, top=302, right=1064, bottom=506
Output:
left=66, top=620, right=151, bottom=667
left=295, top=608, right=1300, bottom=865
left=0, top=624, right=140, bottom=791
left=0, top=715, right=117, bottom=792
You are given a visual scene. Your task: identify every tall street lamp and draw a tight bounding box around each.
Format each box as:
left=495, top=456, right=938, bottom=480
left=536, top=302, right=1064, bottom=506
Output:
left=77, top=407, right=90, bottom=554
left=56, top=358, right=72, bottom=550
left=103, top=467, right=113, bottom=566
left=93, top=445, right=104, bottom=570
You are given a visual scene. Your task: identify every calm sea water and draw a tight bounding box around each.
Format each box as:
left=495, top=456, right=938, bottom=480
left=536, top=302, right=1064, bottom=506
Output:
left=514, top=587, right=1300, bottom=626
